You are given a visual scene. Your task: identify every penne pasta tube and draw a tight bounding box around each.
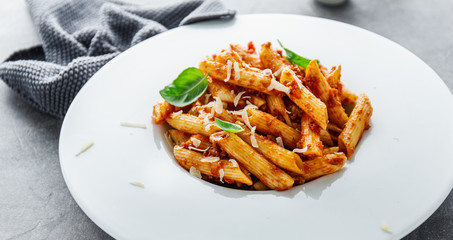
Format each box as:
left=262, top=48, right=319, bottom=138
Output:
left=280, top=68, right=328, bottom=130
left=338, top=93, right=373, bottom=158
left=323, top=146, right=340, bottom=155
left=235, top=122, right=304, bottom=174
left=210, top=131, right=294, bottom=191
left=266, top=94, right=292, bottom=125
left=168, top=129, right=191, bottom=145
left=327, top=123, right=343, bottom=134
left=166, top=113, right=220, bottom=136
left=207, top=77, right=239, bottom=104
left=326, top=65, right=342, bottom=90
left=299, top=113, right=323, bottom=156
left=199, top=59, right=280, bottom=95
left=230, top=43, right=263, bottom=68
left=301, top=153, right=347, bottom=181
left=174, top=146, right=253, bottom=185
left=249, top=95, right=267, bottom=108
left=326, top=88, right=349, bottom=127
left=320, top=129, right=334, bottom=147
left=152, top=100, right=174, bottom=124
left=259, top=42, right=287, bottom=72
left=305, top=60, right=349, bottom=127
left=246, top=109, right=300, bottom=149
left=340, top=87, right=358, bottom=105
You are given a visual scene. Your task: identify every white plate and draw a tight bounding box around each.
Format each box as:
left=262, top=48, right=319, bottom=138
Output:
left=59, top=14, right=453, bottom=240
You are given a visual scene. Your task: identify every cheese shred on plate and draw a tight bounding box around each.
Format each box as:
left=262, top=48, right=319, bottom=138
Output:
left=120, top=121, right=147, bottom=129
left=224, top=60, right=232, bottom=82
left=273, top=66, right=284, bottom=77
left=250, top=126, right=258, bottom=148
left=129, top=181, right=145, bottom=188
left=189, top=166, right=202, bottom=179
left=234, top=91, right=246, bottom=107
left=75, top=141, right=94, bottom=156
left=380, top=222, right=392, bottom=233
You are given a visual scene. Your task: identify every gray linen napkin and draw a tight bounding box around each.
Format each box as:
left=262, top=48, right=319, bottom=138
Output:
left=0, top=0, right=235, bottom=118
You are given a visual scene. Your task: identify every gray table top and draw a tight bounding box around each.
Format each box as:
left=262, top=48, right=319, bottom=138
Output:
left=1, top=0, right=452, bottom=239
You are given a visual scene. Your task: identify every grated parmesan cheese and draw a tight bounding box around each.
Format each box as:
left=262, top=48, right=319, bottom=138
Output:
left=190, top=136, right=201, bottom=147
left=380, top=222, right=392, bottom=233
left=233, top=62, right=240, bottom=80
left=273, top=66, right=284, bottom=77
left=286, top=109, right=291, bottom=114
left=189, top=166, right=202, bottom=179
left=75, top=141, right=94, bottom=156
left=244, top=104, right=258, bottom=110
left=213, top=96, right=223, bottom=114
left=129, top=181, right=145, bottom=188
left=295, top=79, right=303, bottom=89
left=242, top=96, right=251, bottom=99
left=241, top=109, right=253, bottom=129
left=200, top=156, right=220, bottom=162
left=250, top=126, right=258, bottom=148
left=188, top=146, right=210, bottom=152
left=224, top=60, right=232, bottom=82
left=204, top=93, right=211, bottom=104
left=219, top=169, right=225, bottom=183
left=234, top=91, right=246, bottom=107
left=230, top=90, right=235, bottom=94
left=276, top=137, right=284, bottom=148
left=267, top=76, right=290, bottom=94
left=229, top=159, right=238, bottom=167
left=172, top=110, right=183, bottom=117
left=228, top=110, right=243, bottom=115
left=120, top=122, right=147, bottom=129
left=293, top=147, right=308, bottom=153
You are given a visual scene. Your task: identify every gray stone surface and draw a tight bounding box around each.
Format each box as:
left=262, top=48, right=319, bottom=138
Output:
left=0, top=0, right=452, bottom=239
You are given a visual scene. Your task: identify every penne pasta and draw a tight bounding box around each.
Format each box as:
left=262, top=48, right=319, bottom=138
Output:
left=266, top=94, right=292, bottom=125
left=154, top=41, right=372, bottom=191
left=280, top=68, right=328, bottom=130
left=301, top=153, right=347, bottom=180
left=235, top=122, right=304, bottom=174
left=246, top=108, right=300, bottom=149
left=230, top=42, right=263, bottom=68
left=305, top=60, right=349, bottom=127
left=166, top=113, right=220, bottom=136
left=299, top=113, right=323, bottom=156
left=338, top=93, right=373, bottom=158
left=199, top=59, right=280, bottom=95
left=152, top=100, right=174, bottom=124
left=168, top=129, right=191, bottom=146
left=210, top=131, right=294, bottom=191
left=174, top=146, right=253, bottom=185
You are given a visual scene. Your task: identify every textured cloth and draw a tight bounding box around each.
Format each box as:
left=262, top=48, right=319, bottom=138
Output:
left=0, top=0, right=235, bottom=118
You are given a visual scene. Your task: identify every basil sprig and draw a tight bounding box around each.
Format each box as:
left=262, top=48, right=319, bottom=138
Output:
left=277, top=40, right=318, bottom=69
left=159, top=67, right=208, bottom=107
left=214, top=118, right=244, bottom=133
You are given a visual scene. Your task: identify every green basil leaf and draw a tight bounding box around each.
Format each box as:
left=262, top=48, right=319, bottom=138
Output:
left=214, top=118, right=244, bottom=133
left=159, top=67, right=208, bottom=107
left=277, top=40, right=319, bottom=69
